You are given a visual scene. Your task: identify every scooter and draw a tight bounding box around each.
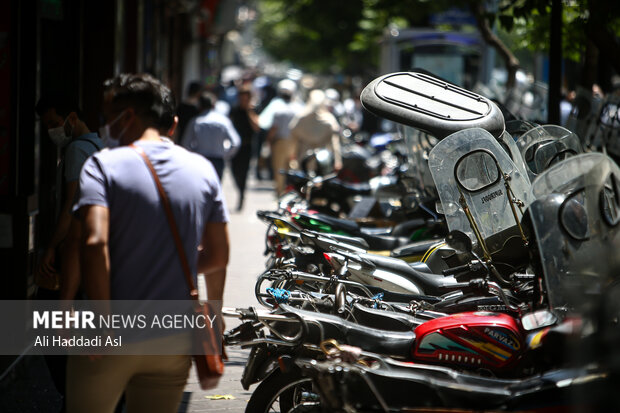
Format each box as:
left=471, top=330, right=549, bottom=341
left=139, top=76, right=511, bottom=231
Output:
left=245, top=151, right=620, bottom=413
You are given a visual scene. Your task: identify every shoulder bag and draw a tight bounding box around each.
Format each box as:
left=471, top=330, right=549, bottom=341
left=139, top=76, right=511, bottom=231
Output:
left=131, top=143, right=225, bottom=390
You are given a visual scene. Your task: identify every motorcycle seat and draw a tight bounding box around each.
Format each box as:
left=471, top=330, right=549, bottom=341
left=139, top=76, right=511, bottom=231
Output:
left=278, top=304, right=416, bottom=359
left=361, top=233, right=409, bottom=250
left=328, top=179, right=372, bottom=196
left=360, top=252, right=456, bottom=296
left=297, top=211, right=360, bottom=234
left=390, top=218, right=428, bottom=237
left=390, top=239, right=443, bottom=260
left=351, top=303, right=426, bottom=332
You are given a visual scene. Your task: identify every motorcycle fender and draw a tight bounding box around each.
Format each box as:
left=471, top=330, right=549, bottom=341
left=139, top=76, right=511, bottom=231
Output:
left=240, top=346, right=278, bottom=390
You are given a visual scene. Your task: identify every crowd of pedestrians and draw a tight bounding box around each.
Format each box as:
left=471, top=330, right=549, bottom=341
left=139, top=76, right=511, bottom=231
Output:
left=174, top=72, right=378, bottom=200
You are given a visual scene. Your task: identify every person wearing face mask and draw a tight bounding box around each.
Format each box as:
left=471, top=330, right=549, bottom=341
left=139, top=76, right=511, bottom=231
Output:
left=34, top=94, right=103, bottom=413
left=35, top=95, right=103, bottom=289
left=68, top=73, right=229, bottom=413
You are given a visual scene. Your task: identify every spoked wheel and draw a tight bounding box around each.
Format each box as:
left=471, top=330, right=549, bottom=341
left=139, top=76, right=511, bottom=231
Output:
left=245, top=368, right=321, bottom=413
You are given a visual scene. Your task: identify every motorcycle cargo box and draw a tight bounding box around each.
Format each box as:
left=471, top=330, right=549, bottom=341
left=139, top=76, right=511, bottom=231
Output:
left=413, top=311, right=523, bottom=370
left=361, top=72, right=504, bottom=139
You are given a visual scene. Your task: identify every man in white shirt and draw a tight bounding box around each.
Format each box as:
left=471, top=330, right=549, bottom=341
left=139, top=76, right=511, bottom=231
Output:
left=181, top=92, right=240, bottom=180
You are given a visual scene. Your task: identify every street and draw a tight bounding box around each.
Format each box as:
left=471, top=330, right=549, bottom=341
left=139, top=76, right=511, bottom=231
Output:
left=180, top=167, right=276, bottom=413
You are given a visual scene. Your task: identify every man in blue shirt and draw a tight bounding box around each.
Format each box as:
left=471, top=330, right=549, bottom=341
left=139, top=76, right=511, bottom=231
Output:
left=68, top=73, right=230, bottom=413
left=181, top=91, right=240, bottom=180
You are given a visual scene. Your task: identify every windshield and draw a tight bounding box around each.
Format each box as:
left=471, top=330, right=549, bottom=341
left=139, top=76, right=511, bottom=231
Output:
left=516, top=125, right=582, bottom=181
left=400, top=125, right=438, bottom=197
left=528, top=153, right=620, bottom=314
left=497, top=130, right=530, bottom=185
left=428, top=128, right=531, bottom=246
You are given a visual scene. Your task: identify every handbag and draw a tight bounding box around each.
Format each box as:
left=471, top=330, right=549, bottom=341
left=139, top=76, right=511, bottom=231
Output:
left=131, top=143, right=225, bottom=390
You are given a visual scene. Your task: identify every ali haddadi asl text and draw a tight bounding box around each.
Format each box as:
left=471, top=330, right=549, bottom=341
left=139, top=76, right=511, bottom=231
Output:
left=34, top=335, right=121, bottom=348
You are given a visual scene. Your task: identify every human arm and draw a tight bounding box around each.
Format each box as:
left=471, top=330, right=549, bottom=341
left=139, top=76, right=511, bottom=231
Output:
left=79, top=205, right=111, bottom=301
left=266, top=124, right=277, bottom=144
left=331, top=132, right=343, bottom=171
left=247, top=109, right=260, bottom=133
left=197, top=222, right=229, bottom=301
left=73, top=156, right=111, bottom=301
left=329, top=116, right=343, bottom=171
left=37, top=180, right=79, bottom=276
left=59, top=216, right=82, bottom=301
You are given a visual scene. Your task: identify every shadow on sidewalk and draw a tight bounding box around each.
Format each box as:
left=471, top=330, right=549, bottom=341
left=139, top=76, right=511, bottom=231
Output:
left=0, top=353, right=62, bottom=413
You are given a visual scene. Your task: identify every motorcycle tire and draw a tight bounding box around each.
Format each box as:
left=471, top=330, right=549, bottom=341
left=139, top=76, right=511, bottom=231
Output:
left=245, top=368, right=318, bottom=413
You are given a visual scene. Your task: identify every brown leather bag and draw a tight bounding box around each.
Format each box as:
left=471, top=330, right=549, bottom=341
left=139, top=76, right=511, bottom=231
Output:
left=131, top=143, right=225, bottom=390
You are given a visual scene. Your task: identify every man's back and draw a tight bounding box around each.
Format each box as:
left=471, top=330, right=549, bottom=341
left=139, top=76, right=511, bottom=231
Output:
left=76, top=140, right=227, bottom=300
left=182, top=110, right=240, bottom=159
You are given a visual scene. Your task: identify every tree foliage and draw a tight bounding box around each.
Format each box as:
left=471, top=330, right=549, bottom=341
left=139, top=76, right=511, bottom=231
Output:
left=254, top=0, right=445, bottom=75
left=254, top=0, right=620, bottom=84
left=493, top=0, right=620, bottom=84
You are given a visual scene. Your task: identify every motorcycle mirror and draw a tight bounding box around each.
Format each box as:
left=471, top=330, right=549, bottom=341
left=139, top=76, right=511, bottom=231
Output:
left=445, top=230, right=473, bottom=253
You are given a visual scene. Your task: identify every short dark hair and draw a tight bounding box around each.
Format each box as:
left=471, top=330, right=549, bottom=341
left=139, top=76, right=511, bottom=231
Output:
left=198, top=92, right=216, bottom=112
left=186, top=81, right=203, bottom=97
left=103, top=73, right=176, bottom=130
left=35, top=92, right=83, bottom=119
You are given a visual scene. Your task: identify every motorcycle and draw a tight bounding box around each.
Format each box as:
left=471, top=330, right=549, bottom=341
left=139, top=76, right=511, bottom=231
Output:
left=250, top=151, right=620, bottom=412
left=227, top=71, right=611, bottom=412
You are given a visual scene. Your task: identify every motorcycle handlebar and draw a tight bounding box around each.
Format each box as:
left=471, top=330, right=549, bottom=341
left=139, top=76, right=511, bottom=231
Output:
left=442, top=263, right=470, bottom=277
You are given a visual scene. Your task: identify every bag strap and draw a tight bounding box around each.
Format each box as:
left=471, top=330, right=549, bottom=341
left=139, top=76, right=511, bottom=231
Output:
left=130, top=143, right=198, bottom=299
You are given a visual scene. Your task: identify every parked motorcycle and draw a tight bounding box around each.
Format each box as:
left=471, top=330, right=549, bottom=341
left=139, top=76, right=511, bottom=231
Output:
left=225, top=71, right=619, bottom=412
left=244, top=151, right=620, bottom=412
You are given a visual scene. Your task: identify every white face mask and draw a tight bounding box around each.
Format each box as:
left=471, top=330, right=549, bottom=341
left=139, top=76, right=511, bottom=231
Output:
left=99, top=124, right=120, bottom=148
left=99, top=110, right=128, bottom=148
left=48, top=118, right=72, bottom=147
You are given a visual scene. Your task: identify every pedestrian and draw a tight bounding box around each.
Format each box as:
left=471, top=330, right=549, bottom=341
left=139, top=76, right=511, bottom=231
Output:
left=290, top=89, right=343, bottom=174
left=181, top=91, right=240, bottom=180
left=175, top=81, right=202, bottom=143
left=265, top=79, right=302, bottom=195
left=229, top=85, right=259, bottom=210
left=68, top=73, right=230, bottom=413
left=34, top=92, right=103, bottom=413
left=35, top=94, right=104, bottom=292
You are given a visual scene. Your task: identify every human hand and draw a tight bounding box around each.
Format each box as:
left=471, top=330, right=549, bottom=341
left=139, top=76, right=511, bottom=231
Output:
left=38, top=247, right=57, bottom=277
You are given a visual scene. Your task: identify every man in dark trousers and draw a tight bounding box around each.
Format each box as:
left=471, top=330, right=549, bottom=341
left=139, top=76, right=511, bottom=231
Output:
left=229, top=85, right=259, bottom=210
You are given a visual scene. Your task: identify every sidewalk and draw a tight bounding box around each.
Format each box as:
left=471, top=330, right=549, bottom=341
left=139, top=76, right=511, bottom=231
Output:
left=0, top=353, right=62, bottom=412
left=180, top=168, right=276, bottom=412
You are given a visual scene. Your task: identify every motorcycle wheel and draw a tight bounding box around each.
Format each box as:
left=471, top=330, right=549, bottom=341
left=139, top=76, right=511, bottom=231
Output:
left=245, top=368, right=320, bottom=413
